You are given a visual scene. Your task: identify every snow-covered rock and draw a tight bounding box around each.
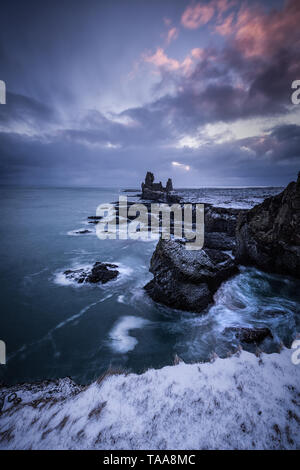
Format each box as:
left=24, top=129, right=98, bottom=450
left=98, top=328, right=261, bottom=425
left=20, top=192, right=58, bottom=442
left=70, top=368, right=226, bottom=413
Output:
left=0, top=348, right=299, bottom=450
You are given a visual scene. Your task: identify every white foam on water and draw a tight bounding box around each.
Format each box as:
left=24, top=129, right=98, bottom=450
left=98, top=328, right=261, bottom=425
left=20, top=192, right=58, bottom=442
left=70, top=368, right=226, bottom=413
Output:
left=109, top=315, right=150, bottom=353
left=53, top=263, right=93, bottom=287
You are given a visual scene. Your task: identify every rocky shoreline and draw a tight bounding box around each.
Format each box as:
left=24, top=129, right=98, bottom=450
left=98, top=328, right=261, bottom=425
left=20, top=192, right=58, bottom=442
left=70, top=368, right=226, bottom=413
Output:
left=1, top=172, right=299, bottom=449
left=235, top=172, right=300, bottom=278
left=143, top=172, right=300, bottom=317
left=77, top=171, right=299, bottom=331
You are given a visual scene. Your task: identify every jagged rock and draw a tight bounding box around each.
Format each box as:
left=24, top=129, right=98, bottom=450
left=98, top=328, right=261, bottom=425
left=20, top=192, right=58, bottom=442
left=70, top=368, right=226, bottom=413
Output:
left=224, top=327, right=273, bottom=344
left=166, top=178, right=173, bottom=192
left=141, top=171, right=180, bottom=203
left=204, top=206, right=243, bottom=236
left=144, top=239, right=238, bottom=312
left=235, top=172, right=300, bottom=278
left=64, top=262, right=119, bottom=284
left=204, top=232, right=235, bottom=250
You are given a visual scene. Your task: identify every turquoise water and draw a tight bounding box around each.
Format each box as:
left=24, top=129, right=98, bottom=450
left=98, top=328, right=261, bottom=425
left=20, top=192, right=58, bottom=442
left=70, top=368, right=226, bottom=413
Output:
left=0, top=186, right=299, bottom=385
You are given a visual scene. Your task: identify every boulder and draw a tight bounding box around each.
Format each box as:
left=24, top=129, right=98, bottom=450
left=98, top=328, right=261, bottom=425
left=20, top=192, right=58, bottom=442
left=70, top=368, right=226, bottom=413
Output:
left=235, top=172, right=300, bottom=278
left=144, top=239, right=238, bottom=312
left=64, top=262, right=119, bottom=284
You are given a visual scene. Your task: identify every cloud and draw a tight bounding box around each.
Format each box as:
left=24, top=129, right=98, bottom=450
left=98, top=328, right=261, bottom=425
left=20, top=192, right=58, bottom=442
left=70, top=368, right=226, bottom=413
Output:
left=181, top=2, right=215, bottom=29
left=181, top=0, right=234, bottom=29
left=144, top=47, right=181, bottom=71
left=1, top=0, right=299, bottom=187
left=166, top=27, right=179, bottom=45
left=216, top=0, right=300, bottom=59
left=0, top=92, right=55, bottom=135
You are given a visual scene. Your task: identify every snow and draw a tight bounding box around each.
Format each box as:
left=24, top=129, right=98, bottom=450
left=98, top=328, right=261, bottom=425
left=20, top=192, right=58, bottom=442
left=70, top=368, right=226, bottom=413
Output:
left=0, top=347, right=299, bottom=450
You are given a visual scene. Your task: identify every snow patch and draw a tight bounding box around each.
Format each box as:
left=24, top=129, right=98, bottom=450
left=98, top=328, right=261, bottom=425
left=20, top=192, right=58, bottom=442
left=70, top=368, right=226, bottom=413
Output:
left=0, top=348, right=299, bottom=450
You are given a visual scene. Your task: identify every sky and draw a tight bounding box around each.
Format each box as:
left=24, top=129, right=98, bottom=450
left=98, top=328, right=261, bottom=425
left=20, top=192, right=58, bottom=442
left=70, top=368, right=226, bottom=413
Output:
left=0, top=0, right=299, bottom=187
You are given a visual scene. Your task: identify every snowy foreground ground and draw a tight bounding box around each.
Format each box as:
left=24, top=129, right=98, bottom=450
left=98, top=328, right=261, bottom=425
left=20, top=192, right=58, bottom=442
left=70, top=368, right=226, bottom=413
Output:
left=0, top=348, right=299, bottom=450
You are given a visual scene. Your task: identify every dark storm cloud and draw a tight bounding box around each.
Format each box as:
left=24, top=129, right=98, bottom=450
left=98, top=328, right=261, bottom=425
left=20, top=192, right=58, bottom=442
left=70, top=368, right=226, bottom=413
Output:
left=249, top=124, right=300, bottom=162
left=0, top=0, right=299, bottom=186
left=0, top=92, right=54, bottom=129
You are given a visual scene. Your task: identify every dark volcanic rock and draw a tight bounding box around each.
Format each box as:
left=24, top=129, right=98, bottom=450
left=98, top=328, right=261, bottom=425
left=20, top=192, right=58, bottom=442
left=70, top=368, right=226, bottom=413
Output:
left=64, top=262, right=119, bottom=284
left=204, top=232, right=235, bottom=251
left=141, top=171, right=181, bottom=203
left=235, top=172, right=300, bottom=278
left=204, top=206, right=243, bottom=236
left=144, top=239, right=238, bottom=312
left=74, top=229, right=92, bottom=234
left=224, top=327, right=273, bottom=344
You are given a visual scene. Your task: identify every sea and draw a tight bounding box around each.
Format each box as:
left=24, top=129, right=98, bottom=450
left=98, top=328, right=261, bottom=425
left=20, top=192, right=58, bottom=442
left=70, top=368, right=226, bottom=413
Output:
left=0, top=185, right=299, bottom=385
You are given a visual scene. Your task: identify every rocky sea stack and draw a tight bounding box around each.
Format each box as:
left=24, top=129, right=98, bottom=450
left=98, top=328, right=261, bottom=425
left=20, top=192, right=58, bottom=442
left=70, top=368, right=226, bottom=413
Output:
left=145, top=239, right=238, bottom=312
left=235, top=172, right=300, bottom=278
left=141, top=171, right=180, bottom=203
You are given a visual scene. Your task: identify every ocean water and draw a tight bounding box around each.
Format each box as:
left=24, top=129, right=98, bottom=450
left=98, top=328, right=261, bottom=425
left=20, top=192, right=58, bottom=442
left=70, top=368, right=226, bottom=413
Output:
left=0, top=186, right=299, bottom=386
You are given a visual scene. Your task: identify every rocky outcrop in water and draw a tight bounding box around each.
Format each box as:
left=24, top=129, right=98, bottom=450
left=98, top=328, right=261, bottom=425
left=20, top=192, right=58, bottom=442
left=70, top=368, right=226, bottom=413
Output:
left=224, top=327, right=273, bottom=344
left=141, top=171, right=180, bottom=203
left=74, top=229, right=92, bottom=234
left=235, top=172, right=300, bottom=278
left=144, top=239, right=238, bottom=312
left=64, top=262, right=119, bottom=284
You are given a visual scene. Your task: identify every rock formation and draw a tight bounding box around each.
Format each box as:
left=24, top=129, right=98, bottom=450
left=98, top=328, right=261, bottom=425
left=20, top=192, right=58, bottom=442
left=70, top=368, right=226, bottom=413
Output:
left=64, top=262, right=119, bottom=284
left=235, top=172, right=300, bottom=278
left=141, top=171, right=180, bottom=203
left=224, top=327, right=273, bottom=344
left=144, top=239, right=238, bottom=312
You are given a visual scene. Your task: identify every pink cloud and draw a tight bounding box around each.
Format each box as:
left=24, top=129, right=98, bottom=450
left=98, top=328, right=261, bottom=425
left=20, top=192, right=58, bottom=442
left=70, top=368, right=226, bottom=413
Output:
left=181, top=0, right=235, bottom=29
left=143, top=47, right=204, bottom=77
left=181, top=2, right=215, bottom=29
left=191, top=48, right=205, bottom=60
left=166, top=27, right=179, bottom=45
left=144, top=47, right=181, bottom=71
left=215, top=0, right=300, bottom=59
left=215, top=12, right=234, bottom=35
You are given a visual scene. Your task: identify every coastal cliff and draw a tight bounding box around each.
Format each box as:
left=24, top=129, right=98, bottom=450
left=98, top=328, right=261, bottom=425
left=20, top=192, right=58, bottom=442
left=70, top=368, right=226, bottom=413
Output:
left=235, top=172, right=300, bottom=278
